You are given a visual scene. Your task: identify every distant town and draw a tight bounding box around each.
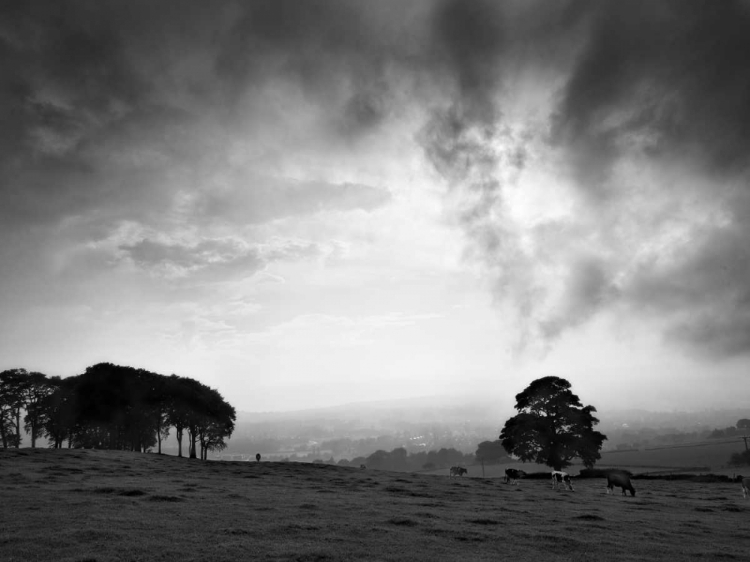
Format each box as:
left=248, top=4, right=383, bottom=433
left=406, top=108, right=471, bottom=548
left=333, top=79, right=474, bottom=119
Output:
left=202, top=400, right=749, bottom=469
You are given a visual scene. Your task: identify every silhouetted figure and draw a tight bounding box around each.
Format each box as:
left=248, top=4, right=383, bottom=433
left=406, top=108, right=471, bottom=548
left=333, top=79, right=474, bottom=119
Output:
left=256, top=453, right=261, bottom=462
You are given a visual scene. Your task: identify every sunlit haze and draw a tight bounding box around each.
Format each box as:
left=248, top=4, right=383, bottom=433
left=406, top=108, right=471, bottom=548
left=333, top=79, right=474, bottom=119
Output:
left=2, top=1, right=749, bottom=414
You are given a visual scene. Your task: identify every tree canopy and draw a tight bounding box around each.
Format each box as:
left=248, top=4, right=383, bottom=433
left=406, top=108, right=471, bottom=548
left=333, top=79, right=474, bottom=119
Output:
left=499, top=376, right=607, bottom=470
left=475, top=440, right=508, bottom=465
left=0, top=364, right=235, bottom=459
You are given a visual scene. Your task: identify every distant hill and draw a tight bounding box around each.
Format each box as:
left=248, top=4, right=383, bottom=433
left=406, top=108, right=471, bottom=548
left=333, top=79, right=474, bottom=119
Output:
left=236, top=393, right=503, bottom=426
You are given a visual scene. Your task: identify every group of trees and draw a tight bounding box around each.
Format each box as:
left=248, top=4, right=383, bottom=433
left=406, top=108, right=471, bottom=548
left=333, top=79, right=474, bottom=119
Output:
left=0, top=363, right=235, bottom=459
left=709, top=419, right=750, bottom=439
left=6, top=368, right=740, bottom=471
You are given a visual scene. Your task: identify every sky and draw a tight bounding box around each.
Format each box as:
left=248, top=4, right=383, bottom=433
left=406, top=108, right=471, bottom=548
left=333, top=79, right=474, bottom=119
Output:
left=1, top=0, right=749, bottom=414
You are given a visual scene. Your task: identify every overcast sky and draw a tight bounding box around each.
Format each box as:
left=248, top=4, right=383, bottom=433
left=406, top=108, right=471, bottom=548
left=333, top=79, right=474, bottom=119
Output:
left=2, top=0, right=749, bottom=413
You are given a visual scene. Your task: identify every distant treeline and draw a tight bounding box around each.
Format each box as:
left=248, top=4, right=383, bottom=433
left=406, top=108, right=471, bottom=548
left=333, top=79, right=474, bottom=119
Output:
left=602, top=418, right=749, bottom=451
left=709, top=419, right=750, bottom=439
left=0, top=363, right=235, bottom=459
left=308, top=446, right=490, bottom=472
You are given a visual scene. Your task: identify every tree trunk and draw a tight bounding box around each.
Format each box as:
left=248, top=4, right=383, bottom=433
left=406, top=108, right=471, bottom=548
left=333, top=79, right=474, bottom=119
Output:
left=176, top=427, right=183, bottom=457
left=14, top=410, right=21, bottom=447
left=187, top=427, right=197, bottom=459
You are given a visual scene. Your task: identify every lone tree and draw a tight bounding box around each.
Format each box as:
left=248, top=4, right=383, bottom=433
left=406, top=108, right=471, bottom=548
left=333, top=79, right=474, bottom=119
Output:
left=500, top=376, right=607, bottom=471
left=475, top=440, right=508, bottom=477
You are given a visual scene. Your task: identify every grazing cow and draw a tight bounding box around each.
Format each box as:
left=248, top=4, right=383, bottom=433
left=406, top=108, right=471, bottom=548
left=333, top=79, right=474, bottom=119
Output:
left=504, top=468, right=526, bottom=485
left=551, top=470, right=574, bottom=490
left=450, top=466, right=468, bottom=478
left=606, top=471, right=636, bottom=496
left=740, top=476, right=749, bottom=499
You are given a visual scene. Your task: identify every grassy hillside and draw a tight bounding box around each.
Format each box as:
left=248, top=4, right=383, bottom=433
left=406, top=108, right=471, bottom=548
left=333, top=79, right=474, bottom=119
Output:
left=1, top=448, right=749, bottom=562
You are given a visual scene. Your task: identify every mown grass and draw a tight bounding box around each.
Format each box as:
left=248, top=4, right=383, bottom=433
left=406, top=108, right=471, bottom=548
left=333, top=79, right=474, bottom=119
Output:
left=1, top=448, right=749, bottom=561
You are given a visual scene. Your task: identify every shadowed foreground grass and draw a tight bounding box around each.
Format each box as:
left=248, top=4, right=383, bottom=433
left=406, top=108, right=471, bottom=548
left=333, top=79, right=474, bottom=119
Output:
left=1, top=449, right=749, bottom=561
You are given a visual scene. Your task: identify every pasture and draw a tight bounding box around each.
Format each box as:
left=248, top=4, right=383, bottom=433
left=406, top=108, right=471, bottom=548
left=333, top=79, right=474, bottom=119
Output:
left=454, top=439, right=749, bottom=480
left=1, top=448, right=749, bottom=561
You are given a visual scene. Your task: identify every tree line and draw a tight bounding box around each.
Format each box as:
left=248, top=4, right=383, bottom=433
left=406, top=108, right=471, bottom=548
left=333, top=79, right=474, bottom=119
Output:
left=709, top=419, right=750, bottom=439
left=0, top=363, right=235, bottom=459
left=308, top=446, right=477, bottom=472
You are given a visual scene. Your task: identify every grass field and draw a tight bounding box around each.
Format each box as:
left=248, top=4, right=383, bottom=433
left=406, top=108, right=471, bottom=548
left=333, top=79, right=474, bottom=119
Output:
left=2, top=448, right=749, bottom=562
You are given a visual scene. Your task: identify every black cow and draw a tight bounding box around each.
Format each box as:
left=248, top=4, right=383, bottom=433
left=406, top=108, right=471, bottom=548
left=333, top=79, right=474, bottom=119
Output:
left=504, top=468, right=526, bottom=485
left=606, top=472, right=636, bottom=496
left=450, top=466, right=467, bottom=477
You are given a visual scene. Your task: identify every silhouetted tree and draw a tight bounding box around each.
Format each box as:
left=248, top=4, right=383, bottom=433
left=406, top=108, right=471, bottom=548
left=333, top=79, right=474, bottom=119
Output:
left=21, top=372, right=57, bottom=447
left=0, top=369, right=28, bottom=448
left=728, top=450, right=750, bottom=467
left=1, top=362, right=236, bottom=458
left=475, top=440, right=508, bottom=477
left=41, top=378, right=77, bottom=448
left=164, top=375, right=193, bottom=457
left=196, top=388, right=236, bottom=460
left=500, top=376, right=607, bottom=470
left=68, top=364, right=157, bottom=450
left=389, top=447, right=408, bottom=471
left=365, top=449, right=389, bottom=470
left=737, top=419, right=750, bottom=431
left=0, top=371, right=20, bottom=448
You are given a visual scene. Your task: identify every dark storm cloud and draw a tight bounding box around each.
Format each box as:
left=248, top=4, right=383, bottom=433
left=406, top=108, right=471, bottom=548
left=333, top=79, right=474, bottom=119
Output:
left=554, top=0, right=750, bottom=188
left=0, top=0, right=143, bottom=225
left=546, top=0, right=750, bottom=355
left=624, top=220, right=750, bottom=357
left=0, top=0, right=398, bottom=231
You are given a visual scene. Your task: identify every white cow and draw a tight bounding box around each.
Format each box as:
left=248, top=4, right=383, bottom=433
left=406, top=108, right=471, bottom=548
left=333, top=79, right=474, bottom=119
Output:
left=551, top=470, right=574, bottom=491
left=741, top=476, right=749, bottom=500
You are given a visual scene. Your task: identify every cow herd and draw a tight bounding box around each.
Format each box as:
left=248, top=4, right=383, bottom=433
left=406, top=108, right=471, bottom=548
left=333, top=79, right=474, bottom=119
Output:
left=443, top=467, right=749, bottom=500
